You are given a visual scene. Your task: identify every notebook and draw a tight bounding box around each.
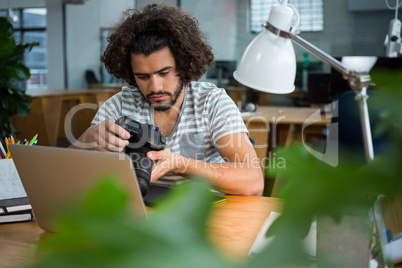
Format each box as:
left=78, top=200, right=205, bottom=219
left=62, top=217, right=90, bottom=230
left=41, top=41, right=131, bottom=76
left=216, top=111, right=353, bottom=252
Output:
left=8, top=144, right=147, bottom=232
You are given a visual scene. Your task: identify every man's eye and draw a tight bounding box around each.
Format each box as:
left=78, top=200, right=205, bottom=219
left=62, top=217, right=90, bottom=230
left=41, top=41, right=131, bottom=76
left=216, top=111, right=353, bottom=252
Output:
left=160, top=72, right=169, bottom=76
left=137, top=75, right=148, bottom=80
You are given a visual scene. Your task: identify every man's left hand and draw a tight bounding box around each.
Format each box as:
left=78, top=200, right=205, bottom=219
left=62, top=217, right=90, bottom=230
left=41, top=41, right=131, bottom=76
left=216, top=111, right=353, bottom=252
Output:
left=147, top=148, right=180, bottom=182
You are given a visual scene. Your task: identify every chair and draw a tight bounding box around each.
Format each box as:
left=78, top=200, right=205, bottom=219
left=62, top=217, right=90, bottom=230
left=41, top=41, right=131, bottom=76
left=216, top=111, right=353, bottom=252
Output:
left=85, top=70, right=99, bottom=85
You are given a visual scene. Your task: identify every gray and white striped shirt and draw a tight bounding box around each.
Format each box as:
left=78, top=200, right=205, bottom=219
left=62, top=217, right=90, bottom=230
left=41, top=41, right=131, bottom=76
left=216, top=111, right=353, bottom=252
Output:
left=92, top=81, right=248, bottom=164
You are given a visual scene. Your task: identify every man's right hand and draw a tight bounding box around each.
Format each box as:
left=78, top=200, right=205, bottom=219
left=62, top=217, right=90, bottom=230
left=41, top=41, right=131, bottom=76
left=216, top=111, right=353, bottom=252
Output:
left=70, top=119, right=130, bottom=152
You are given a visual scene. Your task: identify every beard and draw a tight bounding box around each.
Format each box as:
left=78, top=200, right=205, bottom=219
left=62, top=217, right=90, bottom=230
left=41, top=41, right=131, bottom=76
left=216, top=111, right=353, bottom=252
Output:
left=146, top=79, right=185, bottom=112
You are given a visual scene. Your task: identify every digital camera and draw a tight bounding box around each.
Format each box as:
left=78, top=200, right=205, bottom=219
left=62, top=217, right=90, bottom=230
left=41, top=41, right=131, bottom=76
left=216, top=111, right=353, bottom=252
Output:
left=116, top=116, right=166, bottom=196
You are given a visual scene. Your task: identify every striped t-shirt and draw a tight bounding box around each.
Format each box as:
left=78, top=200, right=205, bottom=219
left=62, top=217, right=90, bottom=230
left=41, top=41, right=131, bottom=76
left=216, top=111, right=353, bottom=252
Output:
left=92, top=81, right=248, bottom=165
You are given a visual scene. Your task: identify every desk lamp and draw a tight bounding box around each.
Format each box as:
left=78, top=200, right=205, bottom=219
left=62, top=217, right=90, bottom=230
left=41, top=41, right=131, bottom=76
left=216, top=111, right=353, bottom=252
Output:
left=5, top=0, right=18, bottom=23
left=384, top=0, right=402, bottom=57
left=234, top=0, right=375, bottom=162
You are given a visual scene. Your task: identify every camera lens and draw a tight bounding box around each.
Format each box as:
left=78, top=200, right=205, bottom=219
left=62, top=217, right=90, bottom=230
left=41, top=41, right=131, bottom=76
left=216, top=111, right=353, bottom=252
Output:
left=116, top=117, right=166, bottom=197
left=134, top=168, right=152, bottom=196
left=128, top=151, right=153, bottom=196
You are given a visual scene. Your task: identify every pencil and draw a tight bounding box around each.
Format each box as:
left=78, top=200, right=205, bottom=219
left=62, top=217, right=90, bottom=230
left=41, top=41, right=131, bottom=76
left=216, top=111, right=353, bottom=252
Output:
left=0, top=142, right=6, bottom=157
left=5, top=138, right=9, bottom=153
left=10, top=135, right=15, bottom=144
left=0, top=149, right=5, bottom=159
left=28, top=134, right=38, bottom=146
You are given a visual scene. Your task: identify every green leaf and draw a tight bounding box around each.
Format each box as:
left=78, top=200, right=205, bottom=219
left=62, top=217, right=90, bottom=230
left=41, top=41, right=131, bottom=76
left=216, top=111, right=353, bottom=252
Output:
left=20, top=82, right=402, bottom=268
left=0, top=17, right=37, bottom=138
left=0, top=63, right=30, bottom=81
left=33, top=177, right=234, bottom=268
left=0, top=36, right=16, bottom=58
left=7, top=43, right=39, bottom=62
left=0, top=17, right=14, bottom=39
left=149, top=178, right=214, bottom=238
left=0, top=18, right=15, bottom=58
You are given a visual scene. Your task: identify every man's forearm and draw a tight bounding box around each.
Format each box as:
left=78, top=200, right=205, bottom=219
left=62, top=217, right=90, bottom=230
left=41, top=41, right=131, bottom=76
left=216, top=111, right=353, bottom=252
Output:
left=174, top=155, right=264, bottom=196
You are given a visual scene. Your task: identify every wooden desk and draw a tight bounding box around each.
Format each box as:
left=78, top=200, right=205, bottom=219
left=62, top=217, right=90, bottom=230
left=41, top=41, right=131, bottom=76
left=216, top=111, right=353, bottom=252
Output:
left=225, top=84, right=308, bottom=107
left=0, top=195, right=281, bottom=266
left=88, top=83, right=125, bottom=90
left=208, top=196, right=282, bottom=260
left=243, top=106, right=332, bottom=166
left=11, top=89, right=119, bottom=146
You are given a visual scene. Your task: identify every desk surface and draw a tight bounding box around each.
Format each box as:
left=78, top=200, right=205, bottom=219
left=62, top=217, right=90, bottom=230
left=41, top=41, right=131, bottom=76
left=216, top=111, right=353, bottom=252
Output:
left=243, top=106, right=332, bottom=126
left=0, top=195, right=282, bottom=266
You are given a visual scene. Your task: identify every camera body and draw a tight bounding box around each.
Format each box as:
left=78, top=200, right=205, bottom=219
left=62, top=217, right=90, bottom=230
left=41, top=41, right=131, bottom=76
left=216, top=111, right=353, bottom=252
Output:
left=115, top=116, right=166, bottom=196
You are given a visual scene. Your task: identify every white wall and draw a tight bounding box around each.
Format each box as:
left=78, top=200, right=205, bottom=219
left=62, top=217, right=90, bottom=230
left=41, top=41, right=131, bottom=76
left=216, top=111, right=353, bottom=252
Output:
left=6, top=0, right=392, bottom=89
left=66, top=0, right=234, bottom=88
left=235, top=0, right=352, bottom=64
left=136, top=0, right=179, bottom=8
left=65, top=0, right=134, bottom=88
left=46, top=0, right=65, bottom=89
left=180, top=0, right=237, bottom=61
left=0, top=0, right=45, bottom=8
left=301, top=0, right=352, bottom=58
left=180, top=0, right=353, bottom=65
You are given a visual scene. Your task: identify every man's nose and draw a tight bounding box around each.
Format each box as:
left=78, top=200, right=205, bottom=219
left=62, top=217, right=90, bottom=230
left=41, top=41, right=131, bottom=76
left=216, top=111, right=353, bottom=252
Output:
left=149, top=75, right=163, bottom=91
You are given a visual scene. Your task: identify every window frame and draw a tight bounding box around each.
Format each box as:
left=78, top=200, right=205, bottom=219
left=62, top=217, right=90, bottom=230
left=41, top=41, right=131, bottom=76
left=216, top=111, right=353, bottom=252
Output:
left=248, top=0, right=324, bottom=34
left=1, top=7, right=47, bottom=90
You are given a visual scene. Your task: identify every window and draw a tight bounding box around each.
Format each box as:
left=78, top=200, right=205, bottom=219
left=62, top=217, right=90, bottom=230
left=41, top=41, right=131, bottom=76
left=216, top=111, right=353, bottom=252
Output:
left=250, top=0, right=323, bottom=34
left=0, top=8, right=47, bottom=90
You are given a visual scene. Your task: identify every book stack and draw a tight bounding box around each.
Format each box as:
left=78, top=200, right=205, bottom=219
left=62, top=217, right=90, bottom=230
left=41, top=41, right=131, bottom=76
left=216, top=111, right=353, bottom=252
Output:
left=0, top=197, right=33, bottom=224
left=0, top=158, right=33, bottom=224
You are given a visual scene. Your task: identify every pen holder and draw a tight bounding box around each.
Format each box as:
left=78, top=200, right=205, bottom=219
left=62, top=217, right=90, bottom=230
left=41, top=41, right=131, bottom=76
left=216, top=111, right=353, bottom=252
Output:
left=0, top=159, right=27, bottom=199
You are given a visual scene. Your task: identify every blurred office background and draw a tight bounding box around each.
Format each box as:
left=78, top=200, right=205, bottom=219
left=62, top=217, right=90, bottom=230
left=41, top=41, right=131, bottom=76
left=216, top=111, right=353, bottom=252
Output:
left=0, top=0, right=399, bottom=107
left=3, top=0, right=401, bottom=192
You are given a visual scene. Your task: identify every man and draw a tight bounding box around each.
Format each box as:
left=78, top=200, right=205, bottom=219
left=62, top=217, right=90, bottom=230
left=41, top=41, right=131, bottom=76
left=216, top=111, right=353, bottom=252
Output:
left=71, top=4, right=264, bottom=196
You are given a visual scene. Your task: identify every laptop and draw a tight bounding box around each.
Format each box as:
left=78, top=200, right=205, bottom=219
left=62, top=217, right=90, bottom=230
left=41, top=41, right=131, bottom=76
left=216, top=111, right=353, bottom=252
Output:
left=9, top=144, right=147, bottom=232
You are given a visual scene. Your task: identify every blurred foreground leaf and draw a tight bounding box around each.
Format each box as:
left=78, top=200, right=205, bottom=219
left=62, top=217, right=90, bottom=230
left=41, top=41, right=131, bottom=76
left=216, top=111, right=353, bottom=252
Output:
left=260, top=85, right=402, bottom=266
left=29, top=87, right=402, bottom=268
left=32, top=176, right=239, bottom=268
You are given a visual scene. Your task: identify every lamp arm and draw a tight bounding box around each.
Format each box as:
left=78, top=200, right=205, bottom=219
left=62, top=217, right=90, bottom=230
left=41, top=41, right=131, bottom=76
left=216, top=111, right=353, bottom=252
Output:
left=290, top=32, right=374, bottom=161
left=264, top=22, right=374, bottom=161
left=289, top=33, right=372, bottom=91
left=264, top=23, right=372, bottom=91
left=289, top=34, right=350, bottom=76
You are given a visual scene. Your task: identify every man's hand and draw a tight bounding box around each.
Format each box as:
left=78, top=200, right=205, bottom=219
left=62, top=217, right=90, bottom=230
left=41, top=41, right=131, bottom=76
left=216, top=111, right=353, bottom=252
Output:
left=147, top=148, right=180, bottom=182
left=146, top=132, right=264, bottom=196
left=70, top=119, right=130, bottom=152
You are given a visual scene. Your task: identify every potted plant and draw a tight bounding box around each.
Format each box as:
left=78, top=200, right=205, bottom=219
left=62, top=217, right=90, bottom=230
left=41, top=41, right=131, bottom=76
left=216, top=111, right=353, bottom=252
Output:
left=0, top=17, right=38, bottom=141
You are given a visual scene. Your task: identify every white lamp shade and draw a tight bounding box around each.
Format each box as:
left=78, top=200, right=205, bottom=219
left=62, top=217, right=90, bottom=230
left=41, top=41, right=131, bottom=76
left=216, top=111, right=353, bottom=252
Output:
left=341, top=56, right=378, bottom=73
left=234, top=30, right=296, bottom=94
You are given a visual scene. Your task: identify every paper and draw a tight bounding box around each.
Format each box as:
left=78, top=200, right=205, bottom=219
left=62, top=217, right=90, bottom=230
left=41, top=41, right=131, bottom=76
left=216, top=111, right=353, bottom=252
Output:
left=248, top=212, right=317, bottom=258
left=0, top=159, right=27, bottom=199
left=241, top=112, right=260, bottom=117
left=248, top=211, right=281, bottom=257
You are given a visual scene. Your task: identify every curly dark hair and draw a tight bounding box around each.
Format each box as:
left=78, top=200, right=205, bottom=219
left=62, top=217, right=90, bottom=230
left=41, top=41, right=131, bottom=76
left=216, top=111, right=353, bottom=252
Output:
left=101, top=4, right=214, bottom=87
